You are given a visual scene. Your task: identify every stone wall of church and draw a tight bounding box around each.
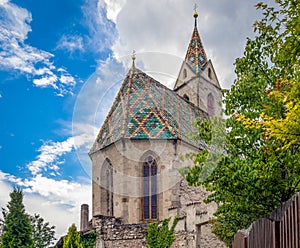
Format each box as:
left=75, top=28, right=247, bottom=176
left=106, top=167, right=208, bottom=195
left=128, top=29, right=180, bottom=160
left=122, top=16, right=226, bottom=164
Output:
left=91, top=138, right=225, bottom=248
left=90, top=138, right=199, bottom=224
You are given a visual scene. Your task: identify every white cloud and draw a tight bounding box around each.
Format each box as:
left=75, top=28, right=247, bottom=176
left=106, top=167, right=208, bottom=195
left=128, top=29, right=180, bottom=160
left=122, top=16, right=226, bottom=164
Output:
left=0, top=133, right=94, bottom=238
left=57, top=35, right=84, bottom=53
left=0, top=0, right=76, bottom=95
left=0, top=174, right=91, bottom=239
left=103, top=0, right=127, bottom=22
left=97, top=0, right=273, bottom=89
left=0, top=180, right=11, bottom=206
left=27, top=138, right=75, bottom=175
left=60, top=74, right=76, bottom=85
left=81, top=0, right=117, bottom=53
left=33, top=74, right=58, bottom=89
left=72, top=56, right=126, bottom=176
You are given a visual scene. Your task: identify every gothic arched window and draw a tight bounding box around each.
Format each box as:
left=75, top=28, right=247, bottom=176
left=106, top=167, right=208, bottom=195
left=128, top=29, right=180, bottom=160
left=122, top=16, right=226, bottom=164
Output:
left=103, top=159, right=114, bottom=216
left=183, top=69, right=187, bottom=79
left=143, top=156, right=157, bottom=220
left=207, top=93, right=215, bottom=116
left=208, top=68, right=212, bottom=79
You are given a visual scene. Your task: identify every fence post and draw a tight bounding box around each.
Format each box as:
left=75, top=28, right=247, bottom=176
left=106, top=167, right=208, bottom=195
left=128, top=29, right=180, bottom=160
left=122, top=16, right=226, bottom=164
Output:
left=274, top=221, right=280, bottom=248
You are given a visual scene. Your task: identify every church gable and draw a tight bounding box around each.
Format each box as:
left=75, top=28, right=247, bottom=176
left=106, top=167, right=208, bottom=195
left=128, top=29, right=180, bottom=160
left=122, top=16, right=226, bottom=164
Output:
left=174, top=61, right=196, bottom=90
left=202, top=60, right=221, bottom=89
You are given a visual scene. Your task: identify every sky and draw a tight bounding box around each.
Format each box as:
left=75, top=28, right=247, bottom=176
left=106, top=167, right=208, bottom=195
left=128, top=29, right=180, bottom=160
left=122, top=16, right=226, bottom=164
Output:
left=0, top=0, right=273, bottom=241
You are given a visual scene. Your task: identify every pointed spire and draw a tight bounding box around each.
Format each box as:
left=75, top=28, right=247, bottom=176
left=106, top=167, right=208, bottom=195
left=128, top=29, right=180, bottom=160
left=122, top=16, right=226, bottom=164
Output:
left=184, top=7, right=208, bottom=74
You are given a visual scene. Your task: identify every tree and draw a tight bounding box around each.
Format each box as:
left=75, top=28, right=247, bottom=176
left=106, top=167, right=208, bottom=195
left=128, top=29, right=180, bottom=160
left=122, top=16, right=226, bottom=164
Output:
left=80, top=231, right=97, bottom=248
left=183, top=0, right=300, bottom=245
left=30, top=214, right=56, bottom=248
left=63, top=224, right=83, bottom=248
left=1, top=188, right=33, bottom=248
left=146, top=216, right=179, bottom=248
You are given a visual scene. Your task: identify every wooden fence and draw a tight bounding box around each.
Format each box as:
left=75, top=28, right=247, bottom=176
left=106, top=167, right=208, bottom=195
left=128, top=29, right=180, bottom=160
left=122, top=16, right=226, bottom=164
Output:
left=232, top=192, right=300, bottom=248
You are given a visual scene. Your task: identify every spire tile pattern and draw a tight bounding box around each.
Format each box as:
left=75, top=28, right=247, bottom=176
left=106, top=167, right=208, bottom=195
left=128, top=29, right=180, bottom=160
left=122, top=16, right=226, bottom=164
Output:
left=184, top=16, right=208, bottom=73
left=91, top=67, right=208, bottom=152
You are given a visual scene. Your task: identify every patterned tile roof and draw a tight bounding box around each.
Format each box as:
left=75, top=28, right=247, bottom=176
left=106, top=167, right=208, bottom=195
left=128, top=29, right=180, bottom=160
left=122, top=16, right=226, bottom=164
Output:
left=91, top=66, right=208, bottom=152
left=184, top=14, right=208, bottom=73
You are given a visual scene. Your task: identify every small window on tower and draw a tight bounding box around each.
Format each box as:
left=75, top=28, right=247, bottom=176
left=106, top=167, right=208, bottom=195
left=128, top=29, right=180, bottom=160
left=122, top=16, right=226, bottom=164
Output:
left=207, top=93, right=214, bottom=116
left=208, top=68, right=212, bottom=79
left=183, top=69, right=187, bottom=79
left=183, top=94, right=189, bottom=102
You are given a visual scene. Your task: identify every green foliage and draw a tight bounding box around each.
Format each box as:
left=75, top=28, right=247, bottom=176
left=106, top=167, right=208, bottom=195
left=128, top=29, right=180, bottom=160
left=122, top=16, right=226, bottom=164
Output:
left=1, top=188, right=33, bottom=248
left=146, top=216, right=179, bottom=248
left=183, top=0, right=300, bottom=245
left=30, top=214, right=56, bottom=248
left=63, top=224, right=83, bottom=248
left=80, top=231, right=97, bottom=248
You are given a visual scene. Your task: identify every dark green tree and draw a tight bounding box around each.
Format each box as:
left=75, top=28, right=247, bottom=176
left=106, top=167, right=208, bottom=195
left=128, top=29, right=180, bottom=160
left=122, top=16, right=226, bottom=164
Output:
left=183, top=0, right=300, bottom=245
left=146, top=216, right=179, bottom=248
left=30, top=214, right=56, bottom=248
left=80, top=231, right=97, bottom=248
left=1, top=188, right=33, bottom=248
left=63, top=224, right=83, bottom=248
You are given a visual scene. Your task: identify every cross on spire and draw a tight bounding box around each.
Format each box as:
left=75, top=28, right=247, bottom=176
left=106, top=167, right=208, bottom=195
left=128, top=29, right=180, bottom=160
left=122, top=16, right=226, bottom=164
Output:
left=193, top=3, right=198, bottom=26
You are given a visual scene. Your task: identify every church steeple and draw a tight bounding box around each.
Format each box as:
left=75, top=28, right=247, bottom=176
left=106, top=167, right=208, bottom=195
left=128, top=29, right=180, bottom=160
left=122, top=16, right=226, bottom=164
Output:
left=184, top=8, right=208, bottom=74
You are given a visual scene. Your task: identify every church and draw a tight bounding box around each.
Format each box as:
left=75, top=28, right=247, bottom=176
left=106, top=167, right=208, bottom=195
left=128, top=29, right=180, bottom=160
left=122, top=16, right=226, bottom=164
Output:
left=87, top=9, right=225, bottom=248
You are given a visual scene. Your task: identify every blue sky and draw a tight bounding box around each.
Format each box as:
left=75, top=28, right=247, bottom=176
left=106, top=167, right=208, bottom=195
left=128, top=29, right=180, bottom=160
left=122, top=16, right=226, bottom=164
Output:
left=0, top=0, right=272, bottom=239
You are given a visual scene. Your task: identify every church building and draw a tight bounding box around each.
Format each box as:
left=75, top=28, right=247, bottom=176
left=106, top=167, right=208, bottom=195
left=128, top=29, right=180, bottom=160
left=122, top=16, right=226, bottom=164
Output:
left=88, top=9, right=225, bottom=248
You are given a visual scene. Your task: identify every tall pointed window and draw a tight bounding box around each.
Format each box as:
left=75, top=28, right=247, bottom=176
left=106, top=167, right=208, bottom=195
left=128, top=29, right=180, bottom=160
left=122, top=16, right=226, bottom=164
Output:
left=143, top=156, right=157, bottom=220
left=183, top=69, right=187, bottom=79
left=207, top=93, right=215, bottom=116
left=208, top=67, right=212, bottom=79
left=103, top=159, right=114, bottom=216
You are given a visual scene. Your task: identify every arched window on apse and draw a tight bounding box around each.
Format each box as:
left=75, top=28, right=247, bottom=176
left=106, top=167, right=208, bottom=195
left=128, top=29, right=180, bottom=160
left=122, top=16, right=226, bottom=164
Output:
left=103, top=159, right=114, bottom=216
left=183, top=94, right=190, bottom=102
left=207, top=93, right=215, bottom=116
left=143, top=155, right=157, bottom=220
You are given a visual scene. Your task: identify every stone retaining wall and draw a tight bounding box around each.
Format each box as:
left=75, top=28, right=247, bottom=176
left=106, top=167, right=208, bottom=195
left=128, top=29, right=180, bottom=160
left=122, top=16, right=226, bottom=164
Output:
left=93, top=215, right=225, bottom=248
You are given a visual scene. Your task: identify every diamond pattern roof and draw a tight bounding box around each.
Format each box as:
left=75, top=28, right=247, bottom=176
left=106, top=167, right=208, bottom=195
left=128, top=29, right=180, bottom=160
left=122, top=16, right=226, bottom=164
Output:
left=184, top=21, right=207, bottom=73
left=91, top=66, right=208, bottom=152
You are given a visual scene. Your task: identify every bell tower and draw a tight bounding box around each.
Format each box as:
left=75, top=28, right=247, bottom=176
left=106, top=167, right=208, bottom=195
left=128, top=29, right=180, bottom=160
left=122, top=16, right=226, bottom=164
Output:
left=174, top=9, right=222, bottom=116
